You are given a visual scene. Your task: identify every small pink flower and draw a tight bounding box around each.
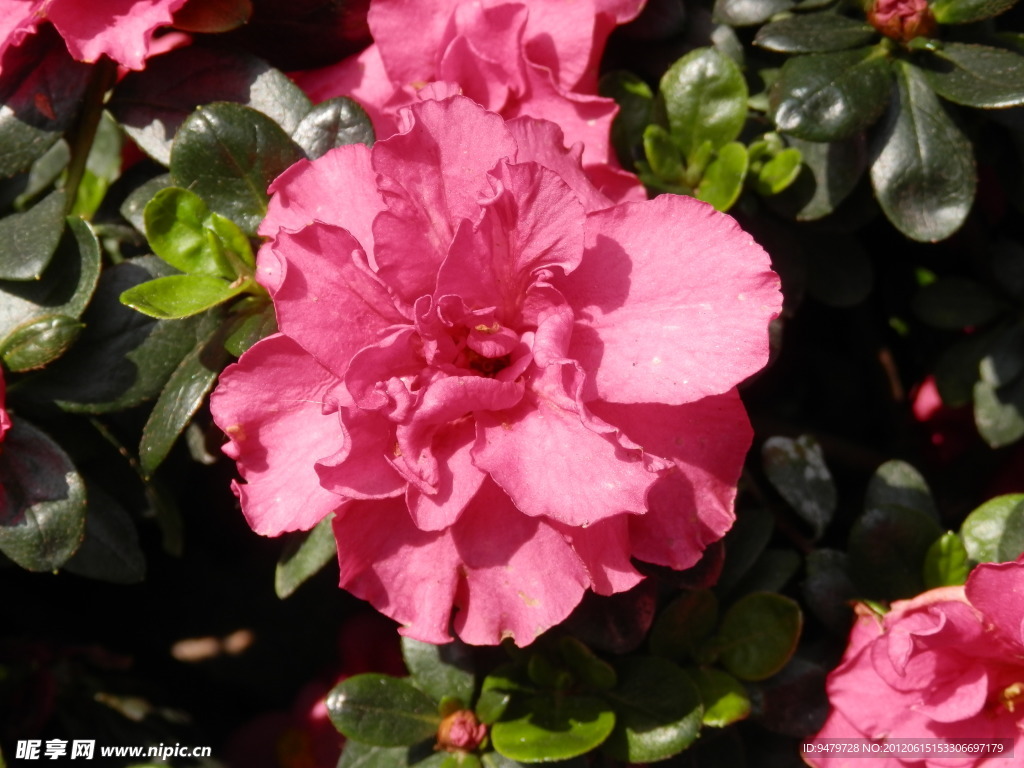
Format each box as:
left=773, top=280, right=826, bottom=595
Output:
left=806, top=558, right=1024, bottom=767
left=867, top=0, right=937, bottom=43
left=211, top=95, right=780, bottom=645
left=292, top=0, right=646, bottom=203
left=0, top=0, right=188, bottom=71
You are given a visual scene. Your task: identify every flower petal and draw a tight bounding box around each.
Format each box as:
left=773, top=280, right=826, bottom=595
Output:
left=965, top=559, right=1024, bottom=649
left=556, top=515, right=644, bottom=596
left=406, top=419, right=487, bottom=532
left=315, top=407, right=405, bottom=500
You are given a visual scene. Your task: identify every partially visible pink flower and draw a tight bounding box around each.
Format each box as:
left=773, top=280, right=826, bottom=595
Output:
left=292, top=0, right=646, bottom=202
left=0, top=0, right=188, bottom=72
left=867, top=0, right=937, bottom=43
left=805, top=558, right=1024, bottom=767
left=211, top=95, right=780, bottom=646
left=0, top=370, right=9, bottom=445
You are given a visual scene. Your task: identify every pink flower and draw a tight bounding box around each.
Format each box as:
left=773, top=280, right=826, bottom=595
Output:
left=291, top=0, right=646, bottom=203
left=210, top=95, right=780, bottom=646
left=0, top=370, right=9, bottom=445
left=867, top=0, right=937, bottom=43
left=0, top=0, right=188, bottom=71
left=805, top=558, right=1024, bottom=767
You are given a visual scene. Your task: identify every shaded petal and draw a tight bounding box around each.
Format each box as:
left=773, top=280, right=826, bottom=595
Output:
left=561, top=195, right=781, bottom=405
left=965, top=559, right=1024, bottom=649
left=367, top=0, right=458, bottom=90
left=406, top=419, right=486, bottom=531
left=315, top=407, right=405, bottom=500
left=48, top=0, right=187, bottom=69
left=269, top=224, right=407, bottom=377
left=555, top=515, right=644, bottom=595
left=451, top=480, right=590, bottom=645
left=211, top=335, right=343, bottom=535
left=372, top=97, right=518, bottom=302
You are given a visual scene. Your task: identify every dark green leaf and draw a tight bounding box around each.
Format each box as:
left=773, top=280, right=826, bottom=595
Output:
left=62, top=482, right=145, bottom=584
left=696, top=142, right=748, bottom=211
left=716, top=506, right=774, bottom=596
left=912, top=277, right=999, bottom=330
left=138, top=322, right=228, bottom=477
left=603, top=657, right=702, bottom=762
left=931, top=0, right=1020, bottom=24
left=293, top=97, right=375, bottom=159
left=771, top=134, right=867, bottom=220
left=477, top=668, right=528, bottom=726
left=960, top=494, right=1024, bottom=563
left=661, top=48, right=748, bottom=161
left=24, top=257, right=203, bottom=413
left=974, top=377, right=1024, bottom=448
left=338, top=740, right=448, bottom=768
left=848, top=505, right=944, bottom=599
left=992, top=239, right=1024, bottom=301
left=402, top=637, right=476, bottom=705
left=686, top=667, right=750, bottom=727
left=761, top=434, right=836, bottom=539
left=649, top=590, right=719, bottom=664
left=0, top=31, right=91, bottom=176
left=109, top=46, right=311, bottom=165
left=144, top=187, right=241, bottom=278
left=71, top=111, right=122, bottom=218
left=801, top=549, right=857, bottom=635
left=599, top=71, right=654, bottom=169
left=0, top=314, right=83, bottom=372
left=728, top=548, right=802, bottom=596
left=0, top=418, right=86, bottom=571
left=170, top=102, right=305, bottom=235
left=224, top=302, right=276, bottom=356
left=770, top=47, right=892, bottom=142
left=755, top=15, right=878, bottom=54
left=559, top=637, right=616, bottom=692
left=922, top=532, right=970, bottom=588
left=803, top=236, right=874, bottom=308
left=713, top=0, right=793, bottom=26
left=865, top=460, right=938, bottom=522
left=979, top=325, right=1024, bottom=387
left=935, top=334, right=991, bottom=406
left=120, top=174, right=173, bottom=233
left=870, top=61, right=976, bottom=242
left=11, top=139, right=69, bottom=209
left=327, top=674, right=441, bottom=746
left=916, top=43, right=1024, bottom=108
left=713, top=593, right=802, bottom=681
left=275, top=513, right=336, bottom=598
left=491, top=695, right=615, bottom=763
left=121, top=274, right=246, bottom=320
left=0, top=190, right=66, bottom=280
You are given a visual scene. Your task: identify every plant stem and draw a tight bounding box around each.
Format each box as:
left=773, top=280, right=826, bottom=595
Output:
left=63, top=57, right=119, bottom=215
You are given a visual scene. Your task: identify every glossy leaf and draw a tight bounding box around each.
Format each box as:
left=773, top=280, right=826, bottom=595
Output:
left=916, top=43, right=1024, bottom=108
left=801, top=549, right=858, bottom=635
left=491, top=695, right=615, bottom=763
left=223, top=302, right=277, bottom=357
left=120, top=274, right=247, bottom=320
left=728, top=548, right=802, bottom=596
left=922, top=532, right=970, bottom=588
left=62, top=483, right=146, bottom=584
left=603, top=657, right=702, bottom=762
left=402, top=636, right=476, bottom=705
left=660, top=48, right=748, bottom=161
left=293, top=97, right=375, bottom=159
left=912, top=277, right=999, bottom=330
left=979, top=325, right=1024, bottom=387
left=870, top=61, right=976, bottom=242
left=772, top=134, right=867, bottom=220
left=71, top=111, right=122, bottom=219
left=327, top=674, right=441, bottom=747
left=0, top=314, right=83, bottom=372
left=752, top=148, right=803, bottom=196
left=865, top=460, right=939, bottom=522
left=337, top=741, right=447, bottom=768
left=274, top=513, right=336, bottom=598
left=170, top=102, right=305, bottom=235
left=144, top=187, right=243, bottom=278
left=643, top=124, right=685, bottom=184
left=714, top=593, right=802, bottom=681
left=696, top=142, right=748, bottom=211
left=120, top=174, right=173, bottom=233
left=599, top=70, right=654, bottom=168
left=755, top=15, right=878, bottom=54
left=109, top=47, right=311, bottom=165
left=770, top=47, right=892, bottom=142
left=762, top=434, right=836, bottom=539
left=713, top=0, right=793, bottom=26
left=0, top=190, right=66, bottom=280
left=974, top=377, right=1024, bottom=448
left=960, top=494, right=1024, bottom=563
left=649, top=590, right=719, bottom=663
left=930, top=0, right=1020, bottom=24
left=686, top=667, right=750, bottom=728
left=848, top=505, right=944, bottom=599
left=716, top=506, right=774, bottom=596
left=476, top=667, right=527, bottom=726
left=559, top=637, right=616, bottom=692
left=0, top=418, right=86, bottom=572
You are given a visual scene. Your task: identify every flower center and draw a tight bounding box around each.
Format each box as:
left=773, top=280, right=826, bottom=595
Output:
left=463, top=348, right=512, bottom=378
left=999, top=682, right=1024, bottom=713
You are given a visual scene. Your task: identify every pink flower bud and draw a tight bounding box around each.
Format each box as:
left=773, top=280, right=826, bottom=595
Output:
left=867, top=0, right=937, bottom=43
left=437, top=710, right=487, bottom=753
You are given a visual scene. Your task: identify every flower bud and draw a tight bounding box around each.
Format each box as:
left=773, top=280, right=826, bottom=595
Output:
left=436, top=710, right=487, bottom=753
left=867, top=0, right=937, bottom=43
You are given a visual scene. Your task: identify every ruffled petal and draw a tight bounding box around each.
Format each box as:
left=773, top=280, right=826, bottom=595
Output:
left=315, top=407, right=405, bottom=500
left=555, top=515, right=643, bottom=596
left=406, top=419, right=486, bottom=531
left=965, top=559, right=1024, bottom=649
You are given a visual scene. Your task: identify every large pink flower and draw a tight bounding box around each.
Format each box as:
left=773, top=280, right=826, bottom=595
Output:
left=292, top=0, right=645, bottom=202
left=0, top=0, right=187, bottom=71
left=805, top=558, right=1024, bottom=767
left=211, top=95, right=780, bottom=646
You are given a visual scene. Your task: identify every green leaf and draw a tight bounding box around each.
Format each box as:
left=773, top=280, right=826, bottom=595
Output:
left=0, top=217, right=101, bottom=342
left=603, top=657, right=702, bottom=763
left=120, top=174, right=173, bottom=233
left=24, top=256, right=203, bottom=413
left=922, top=532, right=970, bottom=588
left=170, top=102, right=305, bottom=235
left=559, top=637, right=617, bottom=692
left=109, top=47, right=311, bottom=165
left=476, top=668, right=526, bottom=726
left=11, top=139, right=69, bottom=209
left=70, top=110, right=122, bottom=219
left=62, top=482, right=146, bottom=584
left=599, top=70, right=654, bottom=169
left=761, top=434, right=836, bottom=539
left=728, top=548, right=802, bottom=596
left=916, top=43, right=1024, bottom=109
left=802, top=236, right=874, bottom=308
left=865, top=460, right=939, bottom=522
left=848, top=505, right=944, bottom=599
left=0, top=418, right=86, bottom=571
left=912, top=277, right=999, bottom=330
left=992, top=239, right=1024, bottom=302
left=120, top=274, right=247, bottom=320
left=0, top=314, right=83, bottom=372
left=0, top=33, right=91, bottom=176
left=649, top=590, right=719, bottom=664
left=293, top=97, right=375, bottom=159
left=974, top=377, right=1024, bottom=448
left=755, top=15, right=878, bottom=54
left=980, top=325, right=1024, bottom=387
left=338, top=740, right=447, bottom=768
left=716, top=506, right=774, bottom=596
left=224, top=300, right=276, bottom=356
left=327, top=674, right=442, bottom=746
left=0, top=190, right=66, bottom=280
left=930, top=0, right=1020, bottom=24
left=402, top=637, right=476, bottom=705
left=660, top=48, right=748, bottom=161
left=686, top=668, right=750, bottom=728
left=275, top=513, right=336, bottom=598
left=752, top=147, right=803, bottom=196
left=960, top=494, right=1024, bottom=563
left=491, top=695, right=615, bottom=763
left=713, top=0, right=793, bottom=26
left=643, top=124, right=685, bottom=184
left=935, top=334, right=992, bottom=406
left=144, top=187, right=241, bottom=278
left=713, top=593, right=802, bottom=682
left=870, top=61, right=976, bottom=242
left=801, top=549, right=857, bottom=634
left=771, top=134, right=866, bottom=220
left=138, top=321, right=228, bottom=477
left=696, top=142, right=748, bottom=211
